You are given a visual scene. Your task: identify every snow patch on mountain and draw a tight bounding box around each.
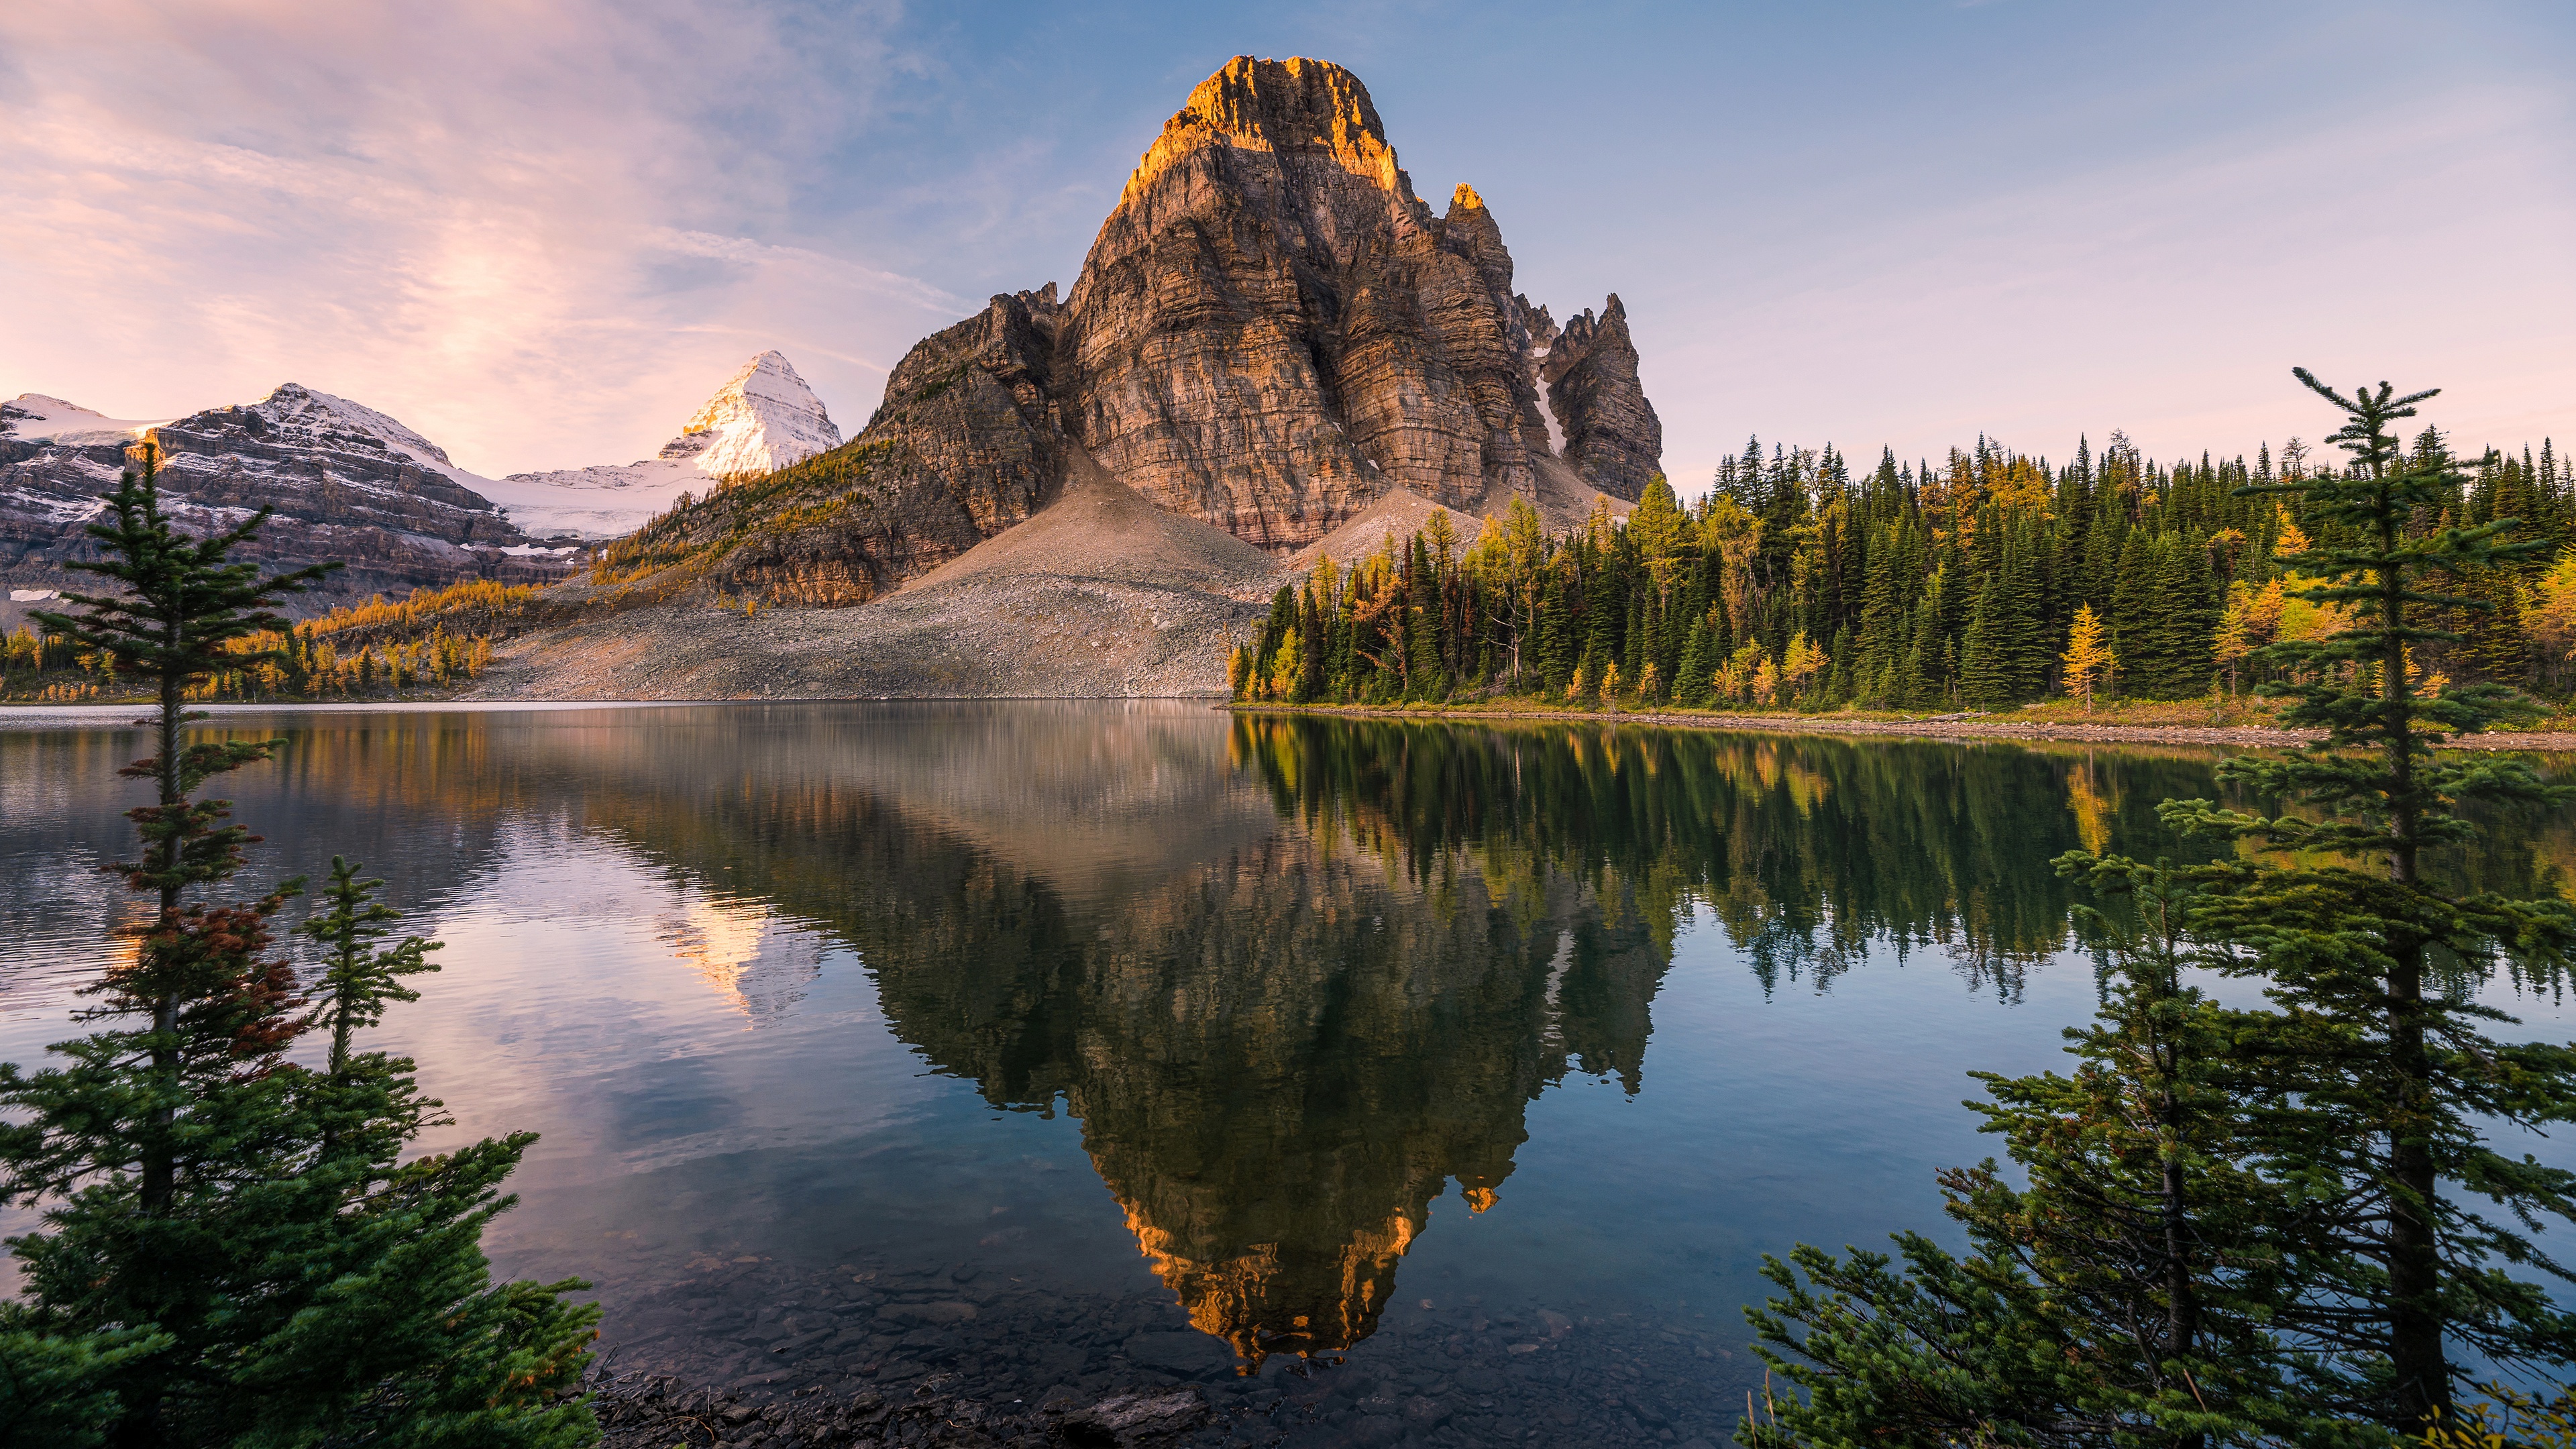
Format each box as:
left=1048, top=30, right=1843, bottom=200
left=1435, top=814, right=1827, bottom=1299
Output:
left=232, top=383, right=498, bottom=490
left=1, top=394, right=172, bottom=445
left=481, top=351, right=841, bottom=541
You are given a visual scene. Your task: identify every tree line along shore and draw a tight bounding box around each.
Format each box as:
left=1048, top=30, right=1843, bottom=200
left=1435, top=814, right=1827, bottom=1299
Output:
left=1228, top=424, right=2576, bottom=716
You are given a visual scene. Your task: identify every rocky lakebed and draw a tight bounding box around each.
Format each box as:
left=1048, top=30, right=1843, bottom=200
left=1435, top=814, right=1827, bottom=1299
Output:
left=582, top=1249, right=1748, bottom=1448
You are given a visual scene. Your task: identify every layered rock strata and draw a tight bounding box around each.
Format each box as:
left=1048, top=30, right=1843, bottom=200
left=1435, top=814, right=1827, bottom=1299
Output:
left=1, top=387, right=574, bottom=606
left=629, top=54, right=1664, bottom=608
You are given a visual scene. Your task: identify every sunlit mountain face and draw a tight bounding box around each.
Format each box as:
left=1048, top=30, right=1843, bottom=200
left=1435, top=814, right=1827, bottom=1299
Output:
left=6, top=704, right=2571, bottom=1437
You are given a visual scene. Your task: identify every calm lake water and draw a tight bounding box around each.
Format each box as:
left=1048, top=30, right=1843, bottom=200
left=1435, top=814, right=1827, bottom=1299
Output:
left=4, top=703, right=2573, bottom=1447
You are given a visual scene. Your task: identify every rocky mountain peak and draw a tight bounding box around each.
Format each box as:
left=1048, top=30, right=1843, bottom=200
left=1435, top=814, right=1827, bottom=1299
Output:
left=1440, top=183, right=1514, bottom=295
left=670, top=350, right=843, bottom=477
left=613, top=57, right=1663, bottom=608
left=1124, top=55, right=1402, bottom=204
left=236, top=382, right=466, bottom=473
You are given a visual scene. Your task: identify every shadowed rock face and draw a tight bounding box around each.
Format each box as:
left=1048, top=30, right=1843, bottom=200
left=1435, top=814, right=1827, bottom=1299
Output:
left=642, top=56, right=1664, bottom=605
left=1546, top=296, right=1665, bottom=499
left=0, top=386, right=573, bottom=608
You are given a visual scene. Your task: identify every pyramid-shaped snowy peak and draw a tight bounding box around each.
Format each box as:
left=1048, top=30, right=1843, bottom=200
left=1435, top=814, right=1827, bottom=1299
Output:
left=666, top=351, right=843, bottom=476
left=482, top=351, right=843, bottom=539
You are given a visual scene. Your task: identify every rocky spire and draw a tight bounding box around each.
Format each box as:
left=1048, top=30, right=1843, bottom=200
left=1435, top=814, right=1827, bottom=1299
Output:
left=1544, top=297, right=1665, bottom=500
left=1120, top=56, right=1404, bottom=207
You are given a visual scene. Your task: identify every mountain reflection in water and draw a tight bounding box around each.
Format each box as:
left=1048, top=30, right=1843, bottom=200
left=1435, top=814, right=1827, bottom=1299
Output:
left=4, top=703, right=2570, bottom=1407
left=551, top=714, right=2224, bottom=1368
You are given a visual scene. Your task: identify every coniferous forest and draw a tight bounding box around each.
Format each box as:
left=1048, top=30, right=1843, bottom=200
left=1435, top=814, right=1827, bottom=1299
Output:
left=1231, top=430, right=2576, bottom=712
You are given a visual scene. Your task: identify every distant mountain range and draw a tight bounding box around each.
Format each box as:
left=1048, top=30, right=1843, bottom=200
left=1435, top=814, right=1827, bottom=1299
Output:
left=0, top=351, right=842, bottom=609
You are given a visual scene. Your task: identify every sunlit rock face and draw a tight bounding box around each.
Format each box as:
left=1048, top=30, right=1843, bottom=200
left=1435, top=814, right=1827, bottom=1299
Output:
left=1059, top=56, right=1664, bottom=543
left=678, top=55, right=1665, bottom=597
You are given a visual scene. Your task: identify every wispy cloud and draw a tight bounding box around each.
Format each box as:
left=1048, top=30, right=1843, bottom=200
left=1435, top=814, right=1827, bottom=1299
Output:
left=0, top=0, right=955, bottom=474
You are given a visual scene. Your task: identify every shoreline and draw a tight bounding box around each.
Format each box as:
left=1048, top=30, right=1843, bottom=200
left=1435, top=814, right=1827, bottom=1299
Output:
left=1226, top=702, right=2576, bottom=753
left=8, top=696, right=2574, bottom=753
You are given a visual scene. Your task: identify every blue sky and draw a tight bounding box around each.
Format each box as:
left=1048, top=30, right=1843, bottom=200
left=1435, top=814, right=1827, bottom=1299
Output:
left=3, top=1, right=2568, bottom=486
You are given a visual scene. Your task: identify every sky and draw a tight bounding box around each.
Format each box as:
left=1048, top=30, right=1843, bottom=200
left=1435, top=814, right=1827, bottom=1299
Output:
left=2, top=0, right=2569, bottom=488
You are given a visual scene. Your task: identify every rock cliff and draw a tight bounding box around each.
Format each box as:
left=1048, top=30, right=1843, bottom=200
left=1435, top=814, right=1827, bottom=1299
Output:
left=0, top=386, right=576, bottom=608
left=618, top=55, right=1664, bottom=610
left=1060, top=60, right=1659, bottom=544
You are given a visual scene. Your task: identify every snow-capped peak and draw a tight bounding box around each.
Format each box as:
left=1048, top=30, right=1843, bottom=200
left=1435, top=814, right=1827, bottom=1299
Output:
left=480, top=350, right=842, bottom=540
left=670, top=350, right=842, bottom=477
left=1, top=393, right=171, bottom=445
left=241, top=382, right=482, bottom=484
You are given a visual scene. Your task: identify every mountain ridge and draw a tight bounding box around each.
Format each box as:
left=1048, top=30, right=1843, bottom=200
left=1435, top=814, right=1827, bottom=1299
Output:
left=597, top=54, right=1664, bottom=622
left=0, top=351, right=842, bottom=613
left=1, top=382, right=574, bottom=610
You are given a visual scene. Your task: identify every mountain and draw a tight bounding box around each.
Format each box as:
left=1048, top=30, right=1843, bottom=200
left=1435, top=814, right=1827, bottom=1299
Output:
left=1, top=384, right=575, bottom=608
left=476, top=351, right=843, bottom=540
left=0, top=351, right=841, bottom=616
left=604, top=55, right=1662, bottom=616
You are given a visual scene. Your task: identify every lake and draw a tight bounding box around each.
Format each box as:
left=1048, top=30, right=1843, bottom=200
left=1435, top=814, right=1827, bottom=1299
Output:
left=4, top=703, right=2572, bottom=1448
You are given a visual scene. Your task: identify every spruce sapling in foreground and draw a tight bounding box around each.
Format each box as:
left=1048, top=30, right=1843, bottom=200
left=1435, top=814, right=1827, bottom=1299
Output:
left=1737, top=371, right=2576, bottom=1444
left=2163, top=370, right=2576, bottom=1430
left=1739, top=859, right=2320, bottom=1444
left=0, top=443, right=597, bottom=1446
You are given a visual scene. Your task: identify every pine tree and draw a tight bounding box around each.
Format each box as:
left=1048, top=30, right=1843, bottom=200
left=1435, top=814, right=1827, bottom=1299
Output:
left=2165, top=370, right=2576, bottom=1430
left=1675, top=620, right=1711, bottom=708
left=2, top=444, right=598, bottom=1445
left=1406, top=535, right=1444, bottom=699
left=2110, top=529, right=2153, bottom=692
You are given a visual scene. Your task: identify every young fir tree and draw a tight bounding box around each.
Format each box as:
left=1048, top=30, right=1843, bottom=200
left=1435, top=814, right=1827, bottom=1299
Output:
left=0, top=445, right=598, bottom=1446
left=1676, top=619, right=1713, bottom=707
left=2161, top=371, right=2576, bottom=1431
left=1959, top=572, right=2009, bottom=708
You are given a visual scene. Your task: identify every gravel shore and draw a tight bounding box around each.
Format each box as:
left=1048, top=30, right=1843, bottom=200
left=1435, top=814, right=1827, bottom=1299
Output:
left=1230, top=703, right=2576, bottom=753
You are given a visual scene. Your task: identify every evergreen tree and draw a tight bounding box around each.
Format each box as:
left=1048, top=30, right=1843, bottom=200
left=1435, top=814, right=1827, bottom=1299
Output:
left=1676, top=619, right=1712, bottom=707
left=2110, top=529, right=2153, bottom=694
left=1406, top=535, right=1444, bottom=698
left=1742, top=860, right=2320, bottom=1444
left=2, top=444, right=598, bottom=1446
left=2162, top=370, right=2576, bottom=1430
left=1959, top=572, right=2008, bottom=708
